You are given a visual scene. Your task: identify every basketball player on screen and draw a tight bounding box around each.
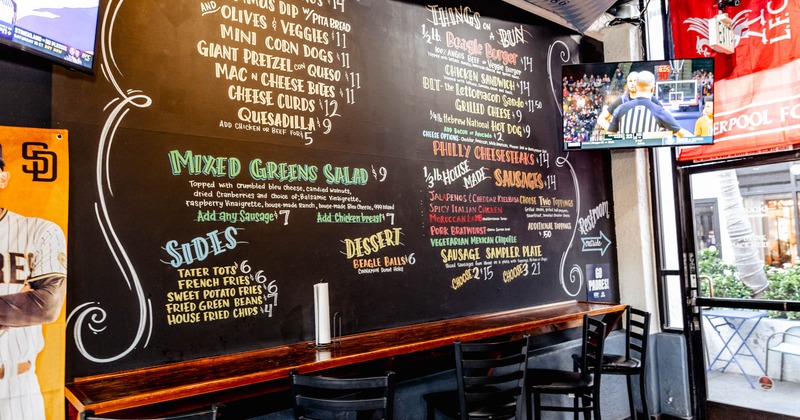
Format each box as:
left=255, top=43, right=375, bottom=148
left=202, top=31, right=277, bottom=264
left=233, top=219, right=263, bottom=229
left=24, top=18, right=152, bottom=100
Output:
left=597, top=71, right=663, bottom=131
left=0, top=144, right=67, bottom=420
left=608, top=71, right=692, bottom=137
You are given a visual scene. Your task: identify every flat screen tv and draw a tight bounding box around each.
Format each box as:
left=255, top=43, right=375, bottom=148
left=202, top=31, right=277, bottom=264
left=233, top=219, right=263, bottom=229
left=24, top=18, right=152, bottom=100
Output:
left=562, top=58, right=715, bottom=151
left=0, top=0, right=99, bottom=73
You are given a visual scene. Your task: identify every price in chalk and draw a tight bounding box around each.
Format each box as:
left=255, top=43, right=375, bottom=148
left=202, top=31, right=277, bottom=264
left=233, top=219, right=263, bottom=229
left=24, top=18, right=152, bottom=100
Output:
left=265, top=280, right=278, bottom=306
left=539, top=230, right=552, bottom=238
left=518, top=81, right=530, bottom=96
left=337, top=52, right=350, bottom=69
left=345, top=72, right=361, bottom=89
left=522, top=56, right=534, bottom=73
left=472, top=266, right=494, bottom=281
left=342, top=88, right=356, bottom=104
left=323, top=119, right=332, bottom=133
left=371, top=165, right=387, bottom=182
left=331, top=0, right=344, bottom=12
left=251, top=269, right=268, bottom=284
left=544, top=174, right=557, bottom=190
left=526, top=100, right=543, bottom=113
left=316, top=117, right=334, bottom=134
left=535, top=151, right=550, bottom=168
left=239, top=260, right=252, bottom=274
left=260, top=280, right=279, bottom=317
left=319, top=99, right=341, bottom=118
left=236, top=262, right=281, bottom=318
left=278, top=210, right=291, bottom=225
left=333, top=31, right=347, bottom=48
left=421, top=24, right=441, bottom=44
left=528, top=262, right=541, bottom=276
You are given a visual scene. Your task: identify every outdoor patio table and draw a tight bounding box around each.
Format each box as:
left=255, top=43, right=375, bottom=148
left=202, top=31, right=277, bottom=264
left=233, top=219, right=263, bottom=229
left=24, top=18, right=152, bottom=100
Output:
left=703, top=309, right=769, bottom=388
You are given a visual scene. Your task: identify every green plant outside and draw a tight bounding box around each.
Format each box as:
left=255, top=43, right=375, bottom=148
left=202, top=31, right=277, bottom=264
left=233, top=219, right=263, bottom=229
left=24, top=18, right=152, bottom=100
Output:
left=764, top=265, right=800, bottom=319
left=697, top=247, right=800, bottom=319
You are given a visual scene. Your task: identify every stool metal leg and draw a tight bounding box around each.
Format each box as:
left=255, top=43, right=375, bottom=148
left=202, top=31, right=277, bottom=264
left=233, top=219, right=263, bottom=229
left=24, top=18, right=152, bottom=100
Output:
left=639, top=372, right=649, bottom=419
left=587, top=394, right=599, bottom=420
left=625, top=375, right=636, bottom=419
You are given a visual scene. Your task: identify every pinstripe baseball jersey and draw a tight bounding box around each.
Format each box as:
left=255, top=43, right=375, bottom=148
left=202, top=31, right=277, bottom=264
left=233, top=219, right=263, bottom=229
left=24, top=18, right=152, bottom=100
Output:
left=609, top=97, right=682, bottom=134
left=0, top=209, right=67, bottom=420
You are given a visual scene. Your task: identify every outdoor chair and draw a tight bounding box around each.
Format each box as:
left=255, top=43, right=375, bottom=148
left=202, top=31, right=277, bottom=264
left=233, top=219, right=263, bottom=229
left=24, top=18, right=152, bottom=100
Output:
left=766, top=324, right=800, bottom=381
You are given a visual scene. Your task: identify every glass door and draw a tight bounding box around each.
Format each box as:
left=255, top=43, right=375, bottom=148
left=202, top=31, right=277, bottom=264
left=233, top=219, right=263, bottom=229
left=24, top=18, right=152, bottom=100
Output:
left=680, top=157, right=800, bottom=418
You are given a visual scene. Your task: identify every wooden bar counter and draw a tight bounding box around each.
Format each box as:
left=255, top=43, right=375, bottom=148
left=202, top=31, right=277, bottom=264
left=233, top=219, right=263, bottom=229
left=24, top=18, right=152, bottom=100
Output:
left=66, top=300, right=625, bottom=416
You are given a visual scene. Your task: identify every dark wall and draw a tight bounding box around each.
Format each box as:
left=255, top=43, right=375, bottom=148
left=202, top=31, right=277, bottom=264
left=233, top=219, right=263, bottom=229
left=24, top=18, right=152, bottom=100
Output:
left=3, top=0, right=618, bottom=379
left=0, top=46, right=51, bottom=128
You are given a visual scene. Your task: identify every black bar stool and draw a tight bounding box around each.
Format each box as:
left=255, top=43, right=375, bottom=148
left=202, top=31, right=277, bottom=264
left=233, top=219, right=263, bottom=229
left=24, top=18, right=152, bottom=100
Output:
left=423, top=335, right=530, bottom=419
left=600, top=306, right=651, bottom=419
left=81, top=404, right=220, bottom=420
left=527, top=315, right=607, bottom=419
left=290, top=370, right=396, bottom=420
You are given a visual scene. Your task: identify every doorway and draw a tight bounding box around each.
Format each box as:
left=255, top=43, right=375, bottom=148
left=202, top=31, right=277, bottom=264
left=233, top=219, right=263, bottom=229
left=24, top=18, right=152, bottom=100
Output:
left=678, top=156, right=800, bottom=418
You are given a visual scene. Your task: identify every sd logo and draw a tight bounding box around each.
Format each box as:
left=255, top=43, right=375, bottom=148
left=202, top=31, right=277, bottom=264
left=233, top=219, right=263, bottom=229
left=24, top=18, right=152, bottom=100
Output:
left=22, top=142, right=57, bottom=182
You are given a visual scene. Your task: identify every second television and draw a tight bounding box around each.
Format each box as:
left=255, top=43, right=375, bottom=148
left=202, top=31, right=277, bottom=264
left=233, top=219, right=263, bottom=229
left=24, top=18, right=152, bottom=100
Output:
left=0, top=0, right=99, bottom=72
left=562, top=58, right=714, bottom=151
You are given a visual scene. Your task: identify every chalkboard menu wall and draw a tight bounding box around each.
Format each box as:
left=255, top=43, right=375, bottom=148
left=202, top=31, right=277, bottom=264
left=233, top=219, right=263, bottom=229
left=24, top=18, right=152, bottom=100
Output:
left=53, top=0, right=619, bottom=378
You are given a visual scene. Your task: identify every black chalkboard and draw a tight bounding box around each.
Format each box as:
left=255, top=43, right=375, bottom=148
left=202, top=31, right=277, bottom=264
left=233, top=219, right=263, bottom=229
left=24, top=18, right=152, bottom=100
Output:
left=54, top=0, right=618, bottom=378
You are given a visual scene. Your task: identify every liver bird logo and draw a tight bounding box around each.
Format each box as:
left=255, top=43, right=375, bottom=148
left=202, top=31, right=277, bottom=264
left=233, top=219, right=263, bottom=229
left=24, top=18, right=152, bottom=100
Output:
left=684, top=10, right=751, bottom=56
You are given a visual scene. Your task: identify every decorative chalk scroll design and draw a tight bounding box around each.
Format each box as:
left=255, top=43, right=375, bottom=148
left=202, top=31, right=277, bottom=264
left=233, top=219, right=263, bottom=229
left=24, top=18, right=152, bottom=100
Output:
left=67, top=0, right=154, bottom=363
left=555, top=155, right=583, bottom=297
left=547, top=40, right=583, bottom=297
left=547, top=40, right=569, bottom=117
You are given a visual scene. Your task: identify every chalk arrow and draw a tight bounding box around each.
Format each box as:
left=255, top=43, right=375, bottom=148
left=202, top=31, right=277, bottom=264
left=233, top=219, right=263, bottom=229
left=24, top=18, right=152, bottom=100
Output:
left=581, top=231, right=612, bottom=256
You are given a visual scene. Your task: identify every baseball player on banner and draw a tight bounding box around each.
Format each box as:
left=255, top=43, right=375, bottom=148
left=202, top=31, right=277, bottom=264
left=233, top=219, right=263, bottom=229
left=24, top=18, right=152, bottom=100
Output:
left=0, top=141, right=67, bottom=420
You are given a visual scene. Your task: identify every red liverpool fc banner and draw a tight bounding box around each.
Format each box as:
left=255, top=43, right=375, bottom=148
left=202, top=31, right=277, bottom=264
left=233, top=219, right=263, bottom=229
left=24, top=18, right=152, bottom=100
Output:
left=670, top=0, right=800, bottom=161
left=0, top=127, right=68, bottom=420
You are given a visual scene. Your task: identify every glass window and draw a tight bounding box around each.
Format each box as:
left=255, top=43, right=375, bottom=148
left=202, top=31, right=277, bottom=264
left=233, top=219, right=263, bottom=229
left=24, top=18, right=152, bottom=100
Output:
left=653, top=148, right=683, bottom=330
left=755, top=195, right=796, bottom=267
left=663, top=274, right=683, bottom=329
left=694, top=198, right=721, bottom=256
left=689, top=161, right=800, bottom=417
left=691, top=162, right=800, bottom=301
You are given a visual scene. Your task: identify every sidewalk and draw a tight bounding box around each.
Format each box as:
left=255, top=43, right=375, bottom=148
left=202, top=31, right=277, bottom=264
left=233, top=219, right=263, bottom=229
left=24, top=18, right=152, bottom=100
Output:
left=707, top=370, right=800, bottom=418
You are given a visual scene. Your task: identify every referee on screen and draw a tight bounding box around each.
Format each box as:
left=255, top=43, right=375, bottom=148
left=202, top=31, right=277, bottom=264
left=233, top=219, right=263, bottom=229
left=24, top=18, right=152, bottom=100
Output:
left=608, top=70, right=692, bottom=137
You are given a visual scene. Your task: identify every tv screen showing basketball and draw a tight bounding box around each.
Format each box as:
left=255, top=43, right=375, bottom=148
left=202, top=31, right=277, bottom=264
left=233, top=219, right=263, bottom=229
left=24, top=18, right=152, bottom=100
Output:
left=562, top=58, right=715, bottom=151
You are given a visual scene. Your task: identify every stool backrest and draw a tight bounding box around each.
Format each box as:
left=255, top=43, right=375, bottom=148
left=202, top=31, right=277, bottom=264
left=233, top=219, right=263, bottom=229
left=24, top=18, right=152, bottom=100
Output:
left=576, top=315, right=607, bottom=387
left=81, top=404, right=219, bottom=420
left=625, top=307, right=651, bottom=363
left=455, top=335, right=530, bottom=420
left=290, top=370, right=396, bottom=420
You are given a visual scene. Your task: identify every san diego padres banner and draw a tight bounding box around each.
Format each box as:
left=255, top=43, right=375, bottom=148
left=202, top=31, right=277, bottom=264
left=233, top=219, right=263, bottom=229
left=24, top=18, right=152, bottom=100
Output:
left=670, top=0, right=800, bottom=161
left=0, top=127, right=68, bottom=420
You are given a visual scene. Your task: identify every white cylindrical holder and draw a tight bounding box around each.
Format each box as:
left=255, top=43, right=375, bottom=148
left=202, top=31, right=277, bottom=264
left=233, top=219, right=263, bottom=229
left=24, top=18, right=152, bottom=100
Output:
left=314, top=282, right=331, bottom=347
left=316, top=350, right=332, bottom=362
